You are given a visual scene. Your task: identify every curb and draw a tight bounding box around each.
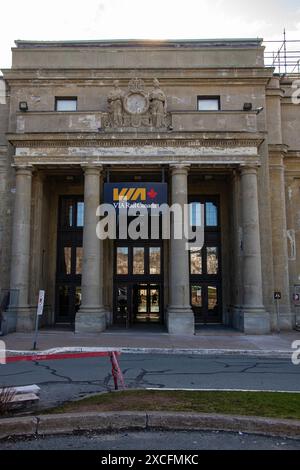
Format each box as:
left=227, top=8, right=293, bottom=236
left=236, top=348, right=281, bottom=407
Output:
left=115, top=348, right=293, bottom=359
left=0, top=412, right=300, bottom=441
left=6, top=347, right=293, bottom=359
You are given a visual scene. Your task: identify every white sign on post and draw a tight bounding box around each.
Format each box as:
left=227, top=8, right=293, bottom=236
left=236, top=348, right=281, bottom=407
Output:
left=33, top=290, right=45, bottom=350
left=37, top=290, right=45, bottom=316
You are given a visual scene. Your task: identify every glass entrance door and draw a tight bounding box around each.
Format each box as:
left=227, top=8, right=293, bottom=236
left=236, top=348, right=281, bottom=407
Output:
left=133, top=284, right=161, bottom=323
left=189, top=197, right=222, bottom=324
left=114, top=283, right=161, bottom=325
left=55, top=196, right=84, bottom=324
left=113, top=243, right=163, bottom=326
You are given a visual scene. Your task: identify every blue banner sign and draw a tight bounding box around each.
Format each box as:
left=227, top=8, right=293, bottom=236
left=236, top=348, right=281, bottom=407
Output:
left=104, top=183, right=168, bottom=209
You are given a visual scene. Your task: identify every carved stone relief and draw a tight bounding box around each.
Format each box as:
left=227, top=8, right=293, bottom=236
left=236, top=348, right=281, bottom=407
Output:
left=287, top=229, right=296, bottom=261
left=103, top=78, right=171, bottom=129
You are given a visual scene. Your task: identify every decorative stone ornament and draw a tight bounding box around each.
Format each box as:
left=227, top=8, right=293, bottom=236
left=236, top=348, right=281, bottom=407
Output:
left=107, top=80, right=124, bottom=128
left=104, top=78, right=170, bottom=129
left=124, top=79, right=149, bottom=115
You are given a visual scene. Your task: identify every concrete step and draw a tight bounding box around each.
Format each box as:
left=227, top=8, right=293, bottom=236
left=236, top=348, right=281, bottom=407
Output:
left=0, top=385, right=40, bottom=395
left=8, top=393, right=40, bottom=410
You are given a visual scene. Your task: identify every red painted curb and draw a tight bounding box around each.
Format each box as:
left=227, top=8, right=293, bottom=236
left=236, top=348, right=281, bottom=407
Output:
left=6, top=351, right=121, bottom=363
left=5, top=350, right=125, bottom=390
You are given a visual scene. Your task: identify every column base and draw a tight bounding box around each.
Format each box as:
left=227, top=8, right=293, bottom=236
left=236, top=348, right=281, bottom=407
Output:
left=13, top=307, right=35, bottom=332
left=167, top=306, right=195, bottom=335
left=233, top=307, right=271, bottom=335
left=3, top=307, right=35, bottom=333
left=75, top=307, right=107, bottom=333
left=2, top=309, right=17, bottom=334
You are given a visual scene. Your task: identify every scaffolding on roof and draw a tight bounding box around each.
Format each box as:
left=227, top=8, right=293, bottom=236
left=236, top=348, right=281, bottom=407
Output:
left=264, top=29, right=300, bottom=75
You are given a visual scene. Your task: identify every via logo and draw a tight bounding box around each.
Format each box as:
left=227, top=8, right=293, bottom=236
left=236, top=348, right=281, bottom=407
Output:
left=147, top=188, right=158, bottom=200
left=113, top=188, right=146, bottom=201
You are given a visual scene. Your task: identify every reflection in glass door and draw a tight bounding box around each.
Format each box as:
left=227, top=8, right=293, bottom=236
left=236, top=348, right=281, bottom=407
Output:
left=133, top=284, right=161, bottom=323
left=115, top=286, right=129, bottom=326
left=113, top=283, right=161, bottom=325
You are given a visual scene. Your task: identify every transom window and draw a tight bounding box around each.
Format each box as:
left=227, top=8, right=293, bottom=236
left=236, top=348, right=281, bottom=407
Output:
left=189, top=201, right=218, bottom=228
left=55, top=97, right=77, bottom=112
left=116, top=245, right=161, bottom=276
left=197, top=96, right=220, bottom=111
left=59, top=197, right=84, bottom=229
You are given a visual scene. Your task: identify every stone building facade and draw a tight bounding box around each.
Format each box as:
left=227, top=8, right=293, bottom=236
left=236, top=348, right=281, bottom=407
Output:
left=0, top=39, right=300, bottom=335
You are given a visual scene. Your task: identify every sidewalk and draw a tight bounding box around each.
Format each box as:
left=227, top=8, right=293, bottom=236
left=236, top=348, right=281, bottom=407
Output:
left=2, top=327, right=300, bottom=357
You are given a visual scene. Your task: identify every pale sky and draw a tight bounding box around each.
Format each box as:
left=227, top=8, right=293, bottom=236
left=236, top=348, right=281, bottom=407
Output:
left=1, top=0, right=300, bottom=69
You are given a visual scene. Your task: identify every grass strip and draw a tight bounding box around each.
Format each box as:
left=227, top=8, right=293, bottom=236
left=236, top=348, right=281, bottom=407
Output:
left=45, top=390, right=300, bottom=420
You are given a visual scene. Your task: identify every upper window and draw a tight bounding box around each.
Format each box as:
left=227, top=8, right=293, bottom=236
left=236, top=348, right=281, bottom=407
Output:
left=197, top=96, right=220, bottom=111
left=189, top=202, right=204, bottom=227
left=205, top=202, right=218, bottom=227
left=60, top=197, right=84, bottom=228
left=55, top=97, right=77, bottom=112
left=189, top=200, right=219, bottom=228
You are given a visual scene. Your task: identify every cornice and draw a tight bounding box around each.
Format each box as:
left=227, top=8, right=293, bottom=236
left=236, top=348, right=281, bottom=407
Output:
left=2, top=68, right=273, bottom=86
left=268, top=144, right=289, bottom=154
left=266, top=88, right=285, bottom=98
left=285, top=150, right=300, bottom=159
left=7, top=136, right=264, bottom=149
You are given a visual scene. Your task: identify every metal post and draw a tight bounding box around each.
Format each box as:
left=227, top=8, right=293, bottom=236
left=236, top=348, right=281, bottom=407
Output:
left=33, top=312, right=39, bottom=351
left=276, top=298, right=280, bottom=333
left=110, top=352, right=119, bottom=390
left=283, top=28, right=287, bottom=75
left=110, top=352, right=125, bottom=390
left=126, top=307, right=129, bottom=329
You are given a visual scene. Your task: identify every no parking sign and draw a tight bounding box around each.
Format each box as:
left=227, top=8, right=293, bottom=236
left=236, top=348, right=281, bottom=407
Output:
left=37, top=290, right=45, bottom=316
left=33, top=290, right=45, bottom=350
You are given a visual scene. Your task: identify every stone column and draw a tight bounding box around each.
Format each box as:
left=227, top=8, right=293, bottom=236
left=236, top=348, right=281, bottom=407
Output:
left=240, top=165, right=270, bottom=334
left=270, top=151, right=292, bottom=330
left=8, top=166, right=33, bottom=332
left=75, top=165, right=106, bottom=333
left=167, top=165, right=194, bottom=335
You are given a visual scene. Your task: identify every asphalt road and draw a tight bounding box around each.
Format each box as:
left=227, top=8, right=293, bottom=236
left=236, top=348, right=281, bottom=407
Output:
left=0, top=354, right=299, bottom=409
left=0, top=430, right=299, bottom=450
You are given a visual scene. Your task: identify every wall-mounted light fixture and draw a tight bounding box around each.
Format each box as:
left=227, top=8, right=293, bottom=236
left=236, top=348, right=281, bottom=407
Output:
left=19, top=101, right=28, bottom=112
left=255, top=107, right=264, bottom=115
left=243, top=102, right=253, bottom=111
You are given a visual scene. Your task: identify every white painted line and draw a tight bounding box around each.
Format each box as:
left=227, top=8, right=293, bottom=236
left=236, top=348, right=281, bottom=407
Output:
left=146, top=388, right=300, bottom=394
left=5, top=346, right=292, bottom=358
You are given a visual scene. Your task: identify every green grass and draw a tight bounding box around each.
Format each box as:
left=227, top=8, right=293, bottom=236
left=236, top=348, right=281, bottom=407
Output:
left=45, top=390, right=300, bottom=420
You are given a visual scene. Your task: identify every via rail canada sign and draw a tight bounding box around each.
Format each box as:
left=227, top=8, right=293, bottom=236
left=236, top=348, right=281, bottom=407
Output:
left=104, top=182, right=168, bottom=210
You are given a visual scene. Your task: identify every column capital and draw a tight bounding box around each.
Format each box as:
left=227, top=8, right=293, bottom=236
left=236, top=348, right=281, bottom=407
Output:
left=169, top=164, right=190, bottom=175
left=13, top=165, right=34, bottom=176
left=239, top=164, right=259, bottom=176
left=81, top=164, right=103, bottom=175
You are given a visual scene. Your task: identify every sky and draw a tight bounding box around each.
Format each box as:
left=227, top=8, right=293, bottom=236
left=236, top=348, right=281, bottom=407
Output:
left=1, top=0, right=300, bottom=68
